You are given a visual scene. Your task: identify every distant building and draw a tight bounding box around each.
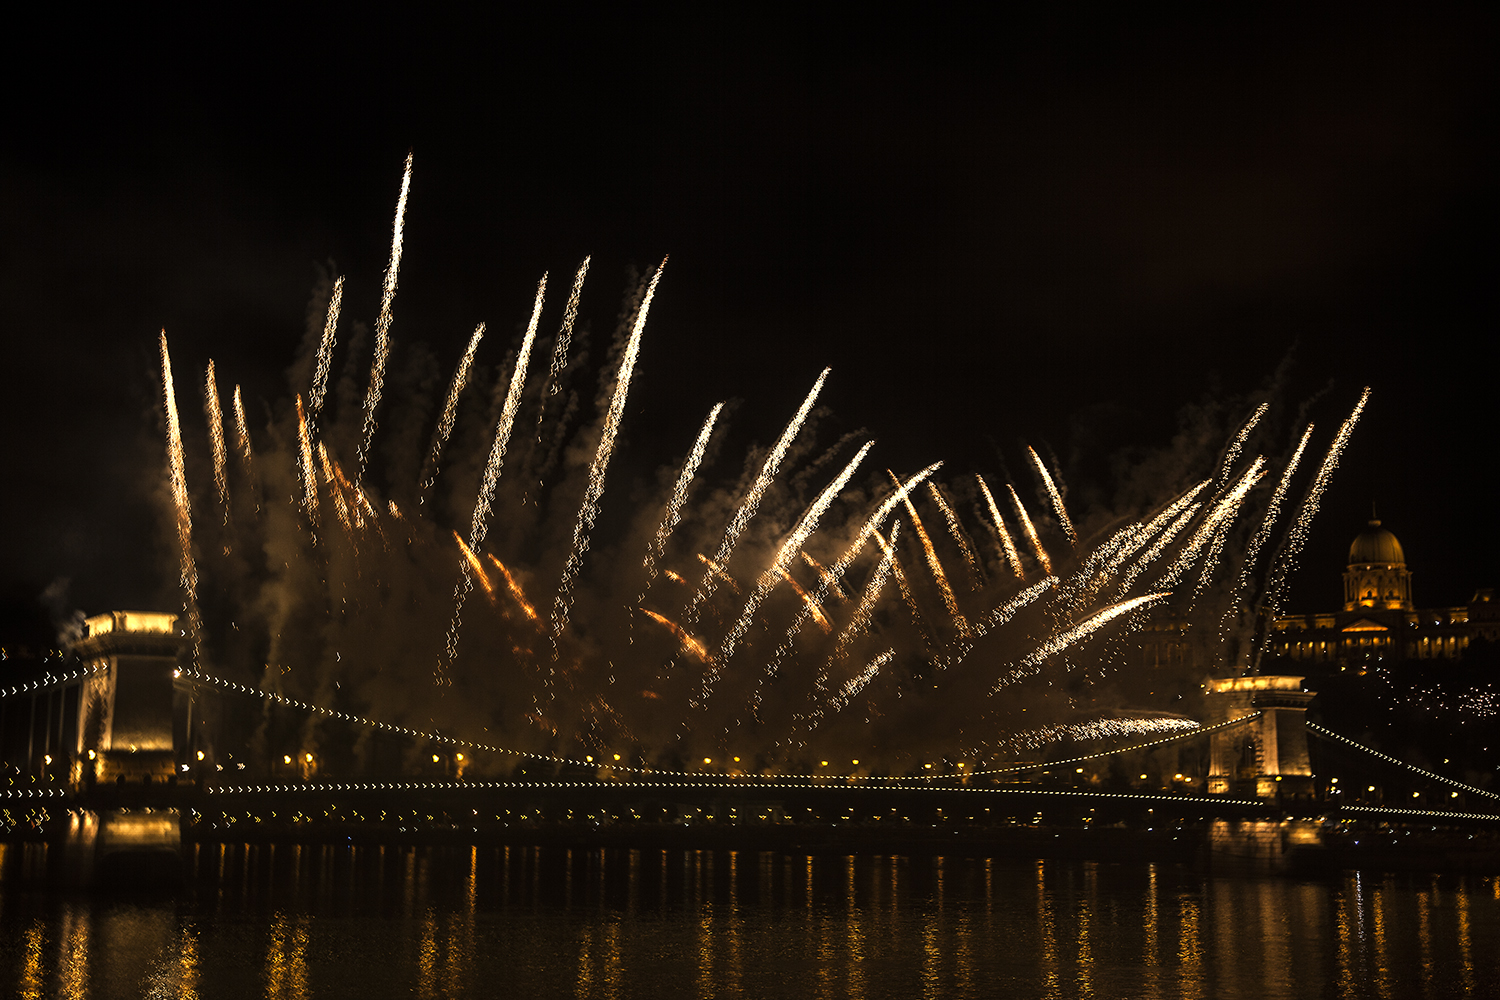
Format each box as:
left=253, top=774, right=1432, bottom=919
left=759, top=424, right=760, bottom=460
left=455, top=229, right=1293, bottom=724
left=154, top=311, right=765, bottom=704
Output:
left=1269, top=520, right=1498, bottom=666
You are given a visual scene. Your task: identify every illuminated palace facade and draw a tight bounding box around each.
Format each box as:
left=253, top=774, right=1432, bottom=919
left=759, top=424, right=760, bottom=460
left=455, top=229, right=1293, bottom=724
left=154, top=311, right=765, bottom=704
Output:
left=1268, top=519, right=1499, bottom=666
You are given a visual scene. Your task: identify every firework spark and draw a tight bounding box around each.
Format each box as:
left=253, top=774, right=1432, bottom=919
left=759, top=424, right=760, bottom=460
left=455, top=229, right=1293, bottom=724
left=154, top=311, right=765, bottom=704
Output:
left=640, top=609, right=712, bottom=665
left=928, top=481, right=983, bottom=589
left=356, top=152, right=413, bottom=480
left=232, top=385, right=254, bottom=481
left=204, top=360, right=229, bottom=517
left=827, top=520, right=900, bottom=671
left=1008, top=483, right=1051, bottom=575
left=453, top=532, right=496, bottom=601
left=976, top=474, right=1023, bottom=579
left=487, top=554, right=538, bottom=622
left=158, top=332, right=202, bottom=664
left=777, top=567, right=832, bottom=633
left=419, top=321, right=486, bottom=500
left=640, top=401, right=724, bottom=601
left=894, top=471, right=967, bottom=637
left=1027, top=446, right=1076, bottom=546
left=992, top=592, right=1169, bottom=692
left=295, top=395, right=319, bottom=535
left=550, top=258, right=667, bottom=649
left=308, top=275, right=344, bottom=424
left=1155, top=458, right=1266, bottom=591
left=684, top=367, right=830, bottom=623
left=800, top=551, right=848, bottom=603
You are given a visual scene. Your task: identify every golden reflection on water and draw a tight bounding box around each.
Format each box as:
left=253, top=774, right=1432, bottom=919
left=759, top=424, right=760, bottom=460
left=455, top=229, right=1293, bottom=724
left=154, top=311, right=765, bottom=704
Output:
left=1142, top=863, right=1159, bottom=996
left=58, top=906, right=89, bottom=1000
left=1417, top=883, right=1433, bottom=996
left=1372, top=877, right=1391, bottom=999
left=1177, top=894, right=1201, bottom=1000
left=265, top=912, right=309, bottom=1000
left=1036, top=861, right=1060, bottom=1000
left=845, top=856, right=865, bottom=1000
left=1076, top=862, right=1095, bottom=1000
left=1457, top=880, right=1475, bottom=994
left=21, top=920, right=44, bottom=1000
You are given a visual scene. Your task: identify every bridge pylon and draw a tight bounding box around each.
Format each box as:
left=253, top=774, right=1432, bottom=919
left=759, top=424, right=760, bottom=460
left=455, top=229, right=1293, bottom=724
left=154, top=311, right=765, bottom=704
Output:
left=1204, top=675, right=1317, bottom=802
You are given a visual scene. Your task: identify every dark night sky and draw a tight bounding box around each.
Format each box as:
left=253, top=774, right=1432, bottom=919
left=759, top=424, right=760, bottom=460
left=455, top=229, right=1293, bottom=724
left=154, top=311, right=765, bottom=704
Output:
left=2, top=7, right=1495, bottom=645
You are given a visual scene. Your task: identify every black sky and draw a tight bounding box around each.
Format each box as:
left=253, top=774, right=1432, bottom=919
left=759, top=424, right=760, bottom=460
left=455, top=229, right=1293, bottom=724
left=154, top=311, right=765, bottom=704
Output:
left=2, top=7, right=1495, bottom=643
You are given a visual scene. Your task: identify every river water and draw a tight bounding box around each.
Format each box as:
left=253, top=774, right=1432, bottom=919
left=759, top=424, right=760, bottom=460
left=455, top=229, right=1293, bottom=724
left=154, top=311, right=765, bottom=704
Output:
left=0, top=841, right=1493, bottom=998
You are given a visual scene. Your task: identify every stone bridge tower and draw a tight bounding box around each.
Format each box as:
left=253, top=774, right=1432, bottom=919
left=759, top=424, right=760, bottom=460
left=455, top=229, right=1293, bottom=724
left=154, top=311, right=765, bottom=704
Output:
left=69, top=611, right=184, bottom=786
left=1204, top=675, right=1316, bottom=800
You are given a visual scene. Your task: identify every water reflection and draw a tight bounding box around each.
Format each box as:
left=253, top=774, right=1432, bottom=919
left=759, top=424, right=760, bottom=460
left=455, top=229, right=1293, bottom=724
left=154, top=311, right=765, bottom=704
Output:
left=2, top=845, right=1499, bottom=998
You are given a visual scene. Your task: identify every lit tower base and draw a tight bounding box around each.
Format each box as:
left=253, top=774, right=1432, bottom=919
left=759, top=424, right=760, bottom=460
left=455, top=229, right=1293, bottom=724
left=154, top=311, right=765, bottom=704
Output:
left=1204, top=676, right=1317, bottom=801
left=66, top=611, right=186, bottom=884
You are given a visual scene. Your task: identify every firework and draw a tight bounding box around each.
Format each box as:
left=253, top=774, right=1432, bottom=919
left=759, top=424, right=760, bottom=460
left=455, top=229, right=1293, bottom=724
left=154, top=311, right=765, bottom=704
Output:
left=307, top=275, right=343, bottom=424
left=1007, top=483, right=1051, bottom=575
left=928, top=481, right=984, bottom=590
left=696, top=554, right=743, bottom=596
left=204, top=360, right=229, bottom=518
left=1006, top=715, right=1199, bottom=752
left=1213, top=402, right=1268, bottom=491
left=158, top=332, right=202, bottom=665
left=1026, top=446, right=1076, bottom=546
left=639, top=401, right=724, bottom=601
left=684, top=367, right=830, bottom=623
left=776, top=567, right=832, bottom=633
left=356, top=152, right=413, bottom=480
left=487, top=554, right=538, bottom=622
left=453, top=532, right=496, bottom=601
left=827, top=520, right=900, bottom=671
left=710, top=440, right=874, bottom=688
left=640, top=609, right=712, bottom=665
left=799, top=551, right=848, bottom=603
left=892, top=472, right=968, bottom=637
left=444, top=274, right=548, bottom=670
left=418, top=321, right=486, bottom=500
left=543, top=258, right=590, bottom=398
left=992, top=592, right=1169, bottom=692
left=1154, top=458, right=1265, bottom=591
left=976, top=473, right=1023, bottom=579
left=295, top=395, right=319, bottom=534
left=231, top=385, right=254, bottom=480
left=550, top=258, right=667, bottom=649
left=317, top=443, right=353, bottom=537
left=1259, top=388, right=1372, bottom=627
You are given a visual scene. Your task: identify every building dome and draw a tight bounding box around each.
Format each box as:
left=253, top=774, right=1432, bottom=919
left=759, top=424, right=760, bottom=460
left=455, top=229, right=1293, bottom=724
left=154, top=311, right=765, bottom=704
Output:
left=1348, top=519, right=1405, bottom=566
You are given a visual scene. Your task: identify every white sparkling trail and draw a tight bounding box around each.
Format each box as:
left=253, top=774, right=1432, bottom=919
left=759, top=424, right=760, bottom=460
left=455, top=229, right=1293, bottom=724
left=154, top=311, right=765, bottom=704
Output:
left=1007, top=483, right=1051, bottom=575
left=443, top=275, right=548, bottom=671
left=928, top=481, right=983, bottom=589
left=356, top=151, right=413, bottom=480
left=308, top=275, right=343, bottom=424
left=1007, top=716, right=1199, bottom=751
left=824, top=520, right=900, bottom=682
left=1115, top=502, right=1202, bottom=598
left=159, top=332, right=203, bottom=665
left=1261, top=388, right=1372, bottom=623
left=419, top=321, right=486, bottom=498
left=684, top=367, right=830, bottom=624
left=929, top=577, right=1054, bottom=673
left=204, top=360, right=229, bottom=516
left=1027, top=446, right=1076, bottom=545
left=992, top=592, right=1169, bottom=693
left=825, top=649, right=894, bottom=716
left=318, top=442, right=353, bottom=538
left=894, top=472, right=967, bottom=637
left=976, top=474, right=1023, bottom=579
left=1242, top=425, right=1313, bottom=587
left=1213, top=402, right=1268, bottom=492
left=709, top=440, right=874, bottom=688
left=1101, top=481, right=1211, bottom=581
left=800, top=552, right=848, bottom=603
left=295, top=395, right=319, bottom=535
left=544, top=258, right=590, bottom=398
left=232, top=385, right=254, bottom=480
left=639, top=401, right=724, bottom=602
left=757, top=463, right=942, bottom=688
left=1154, top=459, right=1266, bottom=591
left=550, top=258, right=667, bottom=648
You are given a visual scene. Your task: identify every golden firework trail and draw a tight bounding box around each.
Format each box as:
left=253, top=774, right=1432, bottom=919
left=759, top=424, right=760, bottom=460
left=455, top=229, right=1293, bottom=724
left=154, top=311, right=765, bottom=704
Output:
left=640, top=608, right=713, bottom=665
left=1114, top=501, right=1202, bottom=598
left=928, top=576, right=1054, bottom=673
left=453, top=532, right=496, bottom=601
left=1027, top=446, right=1076, bottom=546
left=231, top=385, right=255, bottom=480
left=1260, top=388, right=1372, bottom=624
left=758, top=463, right=942, bottom=688
left=639, top=401, right=724, bottom=601
left=710, top=440, right=874, bottom=688
left=777, top=566, right=832, bottom=633
left=295, top=394, right=320, bottom=534
left=487, top=554, right=538, bottom=622
left=1007, top=716, right=1199, bottom=751
left=356, top=152, right=413, bottom=480
left=317, top=443, right=354, bottom=538
left=696, top=554, right=742, bottom=595
left=444, top=274, right=548, bottom=670
left=883, top=536, right=936, bottom=655
left=1212, top=402, right=1268, bottom=491
left=664, top=569, right=687, bottom=586
left=1241, top=424, right=1313, bottom=587
left=684, top=367, right=830, bottom=624
left=928, top=481, right=983, bottom=589
left=893, top=470, right=968, bottom=637
left=826, top=520, right=900, bottom=674
left=1007, top=483, right=1051, bottom=575
left=541, top=257, right=590, bottom=403
left=976, top=473, right=1023, bottom=579
left=1155, top=458, right=1265, bottom=591
left=1101, top=481, right=1210, bottom=581
left=418, top=321, right=486, bottom=499
left=158, top=332, right=202, bottom=664
left=204, top=360, right=229, bottom=517
left=992, top=592, right=1169, bottom=692
left=799, top=551, right=847, bottom=603
left=550, top=258, right=667, bottom=649
left=824, top=649, right=894, bottom=717
left=307, top=275, right=343, bottom=424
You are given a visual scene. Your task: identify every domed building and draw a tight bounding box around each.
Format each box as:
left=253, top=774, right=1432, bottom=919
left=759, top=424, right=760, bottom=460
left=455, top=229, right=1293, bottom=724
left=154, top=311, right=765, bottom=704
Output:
left=1270, top=519, right=1498, bottom=666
